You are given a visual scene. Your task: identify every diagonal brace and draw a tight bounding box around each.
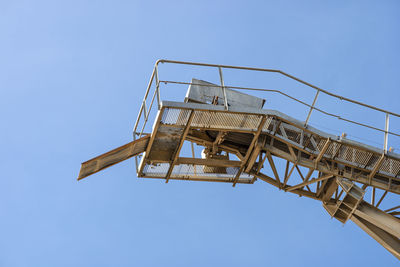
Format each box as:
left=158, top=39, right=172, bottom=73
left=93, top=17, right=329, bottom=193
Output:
left=165, top=111, right=195, bottom=183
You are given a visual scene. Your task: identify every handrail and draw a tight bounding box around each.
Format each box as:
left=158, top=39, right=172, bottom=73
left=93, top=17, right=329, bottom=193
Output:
left=158, top=80, right=400, bottom=138
left=156, top=59, right=400, bottom=118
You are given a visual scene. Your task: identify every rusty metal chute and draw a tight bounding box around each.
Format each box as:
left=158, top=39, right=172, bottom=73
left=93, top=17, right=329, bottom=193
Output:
left=78, top=135, right=149, bottom=180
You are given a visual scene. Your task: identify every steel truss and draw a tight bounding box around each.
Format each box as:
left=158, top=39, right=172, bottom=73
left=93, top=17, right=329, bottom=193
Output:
left=78, top=60, right=400, bottom=260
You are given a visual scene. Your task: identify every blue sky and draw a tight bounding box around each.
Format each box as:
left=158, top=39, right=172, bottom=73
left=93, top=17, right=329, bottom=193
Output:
left=1, top=0, right=400, bottom=266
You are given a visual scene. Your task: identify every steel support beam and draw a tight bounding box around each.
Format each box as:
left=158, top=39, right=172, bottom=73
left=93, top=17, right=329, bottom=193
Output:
left=351, top=201, right=400, bottom=260
left=232, top=116, right=267, bottom=186
left=354, top=201, right=400, bottom=239
left=286, top=174, right=334, bottom=192
left=165, top=111, right=195, bottom=183
left=176, top=157, right=242, bottom=167
left=368, top=154, right=385, bottom=184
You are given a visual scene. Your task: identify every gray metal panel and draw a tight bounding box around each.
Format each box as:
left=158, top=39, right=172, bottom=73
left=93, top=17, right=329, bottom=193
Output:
left=185, top=78, right=265, bottom=109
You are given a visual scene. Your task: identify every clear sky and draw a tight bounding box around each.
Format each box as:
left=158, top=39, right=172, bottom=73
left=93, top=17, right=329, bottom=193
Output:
left=1, top=0, right=400, bottom=266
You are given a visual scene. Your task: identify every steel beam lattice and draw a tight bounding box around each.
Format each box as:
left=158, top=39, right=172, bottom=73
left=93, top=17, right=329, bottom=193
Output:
left=78, top=60, right=400, bottom=260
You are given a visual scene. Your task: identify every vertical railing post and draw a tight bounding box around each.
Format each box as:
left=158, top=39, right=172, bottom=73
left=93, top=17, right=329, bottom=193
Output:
left=304, top=89, right=320, bottom=127
left=143, top=99, right=147, bottom=121
left=133, top=66, right=156, bottom=173
left=155, top=64, right=161, bottom=110
left=218, top=67, right=229, bottom=110
left=133, top=67, right=156, bottom=138
left=384, top=113, right=389, bottom=153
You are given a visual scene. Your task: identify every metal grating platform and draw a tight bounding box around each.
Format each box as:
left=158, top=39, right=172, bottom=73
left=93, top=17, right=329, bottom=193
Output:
left=135, top=101, right=400, bottom=194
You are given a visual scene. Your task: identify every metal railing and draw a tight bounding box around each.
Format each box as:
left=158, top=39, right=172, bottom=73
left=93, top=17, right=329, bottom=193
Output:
left=133, top=59, right=400, bottom=156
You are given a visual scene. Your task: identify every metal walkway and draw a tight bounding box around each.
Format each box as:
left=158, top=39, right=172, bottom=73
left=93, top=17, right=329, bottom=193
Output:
left=78, top=60, right=400, bottom=260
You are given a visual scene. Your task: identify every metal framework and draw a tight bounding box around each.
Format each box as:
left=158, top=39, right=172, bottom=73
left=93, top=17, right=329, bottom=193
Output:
left=78, top=60, right=400, bottom=260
